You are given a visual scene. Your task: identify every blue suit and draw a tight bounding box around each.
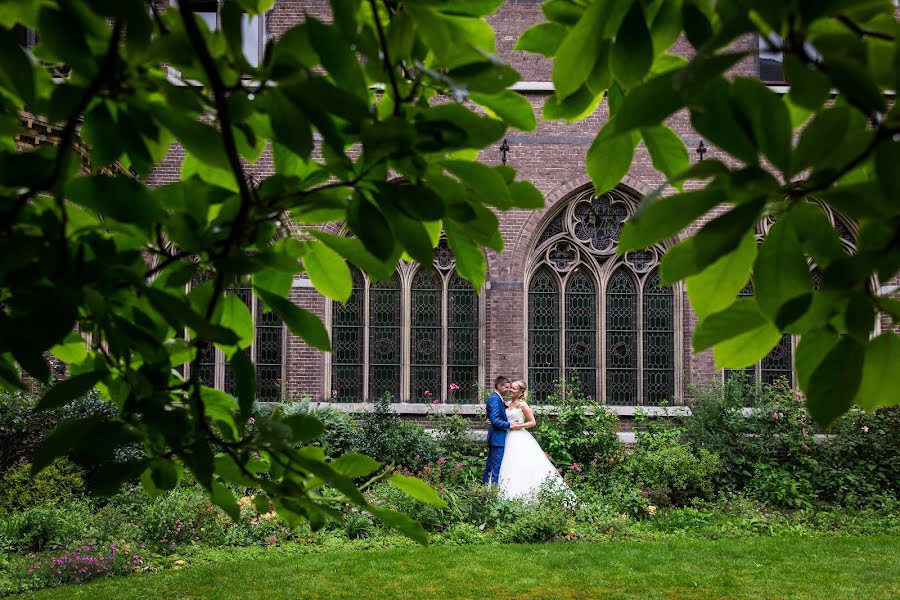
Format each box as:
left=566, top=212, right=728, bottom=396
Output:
left=482, top=390, right=511, bottom=484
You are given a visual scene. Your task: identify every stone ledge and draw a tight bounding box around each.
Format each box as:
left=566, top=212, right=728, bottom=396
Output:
left=268, top=402, right=691, bottom=417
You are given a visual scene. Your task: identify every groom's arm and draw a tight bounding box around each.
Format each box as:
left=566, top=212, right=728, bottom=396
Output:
left=487, top=397, right=512, bottom=431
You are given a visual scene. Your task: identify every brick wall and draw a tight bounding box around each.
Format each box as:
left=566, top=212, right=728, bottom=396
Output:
left=143, top=1, right=821, bottom=407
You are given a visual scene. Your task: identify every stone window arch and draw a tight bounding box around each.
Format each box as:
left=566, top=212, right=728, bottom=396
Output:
left=526, top=186, right=682, bottom=405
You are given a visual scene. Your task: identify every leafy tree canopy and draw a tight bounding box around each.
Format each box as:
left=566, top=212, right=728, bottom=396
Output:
left=0, top=0, right=897, bottom=536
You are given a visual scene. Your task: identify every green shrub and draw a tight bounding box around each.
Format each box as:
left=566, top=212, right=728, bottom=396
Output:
left=813, top=407, right=900, bottom=506
left=746, top=463, right=816, bottom=509
left=138, top=487, right=223, bottom=552
left=682, top=378, right=815, bottom=490
left=367, top=481, right=446, bottom=532
left=344, top=511, right=375, bottom=540
left=626, top=442, right=720, bottom=506
left=497, top=503, right=570, bottom=544
left=353, top=394, right=438, bottom=471
left=0, top=459, right=86, bottom=512
left=1, top=504, right=88, bottom=552
left=430, top=412, right=480, bottom=463
left=436, top=522, right=492, bottom=546
left=534, top=378, right=624, bottom=471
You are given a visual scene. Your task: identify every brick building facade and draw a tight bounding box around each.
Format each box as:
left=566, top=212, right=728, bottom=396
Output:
left=142, top=1, right=880, bottom=415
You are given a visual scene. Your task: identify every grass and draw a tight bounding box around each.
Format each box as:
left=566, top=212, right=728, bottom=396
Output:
left=22, top=536, right=900, bottom=599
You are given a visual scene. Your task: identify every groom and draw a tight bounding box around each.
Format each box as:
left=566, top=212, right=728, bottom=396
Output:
left=482, top=375, right=524, bottom=485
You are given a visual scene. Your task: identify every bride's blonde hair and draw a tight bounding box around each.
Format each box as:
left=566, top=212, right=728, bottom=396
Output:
left=511, top=380, right=528, bottom=405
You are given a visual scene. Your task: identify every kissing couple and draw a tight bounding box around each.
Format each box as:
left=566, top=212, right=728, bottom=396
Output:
left=482, top=376, right=567, bottom=500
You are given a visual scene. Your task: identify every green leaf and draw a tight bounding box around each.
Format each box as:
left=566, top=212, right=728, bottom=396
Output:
left=542, top=85, right=605, bottom=122
left=660, top=200, right=764, bottom=284
left=66, top=176, right=163, bottom=227
left=49, top=331, right=89, bottom=364
left=348, top=195, right=395, bottom=261
left=210, top=479, right=241, bottom=521
left=0, top=27, right=34, bottom=104
left=796, top=328, right=839, bottom=391
left=792, top=106, right=851, bottom=177
left=693, top=298, right=767, bottom=352
left=641, top=125, right=689, bottom=183
left=309, top=231, right=395, bottom=281
left=713, top=324, right=782, bottom=371
left=303, top=241, right=352, bottom=303
left=732, top=78, right=792, bottom=176
left=620, top=188, right=725, bottom=253
left=874, top=140, right=900, bottom=207
left=508, top=181, right=545, bottom=209
left=471, top=91, right=537, bottom=132
left=376, top=182, right=445, bottom=222
left=754, top=215, right=812, bottom=327
left=611, top=2, right=653, bottom=89
left=155, top=112, right=231, bottom=172
left=686, top=230, right=756, bottom=320
left=681, top=0, right=713, bottom=49
left=252, top=269, right=294, bottom=299
left=784, top=56, right=831, bottom=110
left=267, top=90, right=313, bottom=160
left=256, top=289, right=331, bottom=352
left=690, top=78, right=758, bottom=165
left=443, top=160, right=511, bottom=209
left=586, top=131, right=639, bottom=196
left=369, top=507, right=428, bottom=545
left=806, top=335, right=865, bottom=429
left=825, top=56, right=887, bottom=115
left=282, top=413, right=325, bottom=443
left=515, top=21, right=568, bottom=57
left=552, top=0, right=615, bottom=98
left=36, top=370, right=107, bottom=411
left=444, top=219, right=486, bottom=290
left=854, top=333, right=900, bottom=411
left=307, top=17, right=367, bottom=99
left=201, top=386, right=240, bottom=440
left=230, top=348, right=256, bottom=422
left=447, top=61, right=520, bottom=94
left=388, top=474, right=449, bottom=508
left=145, top=288, right=240, bottom=346
left=330, top=453, right=383, bottom=478
left=221, top=293, right=254, bottom=349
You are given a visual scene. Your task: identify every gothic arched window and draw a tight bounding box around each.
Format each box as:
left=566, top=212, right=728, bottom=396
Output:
left=329, top=239, right=482, bottom=403
left=526, top=187, right=679, bottom=405
left=188, top=274, right=285, bottom=401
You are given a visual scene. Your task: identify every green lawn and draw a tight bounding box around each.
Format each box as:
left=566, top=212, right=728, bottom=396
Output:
left=24, top=537, right=900, bottom=599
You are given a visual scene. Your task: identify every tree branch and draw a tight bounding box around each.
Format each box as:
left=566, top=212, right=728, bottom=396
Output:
left=369, top=0, right=402, bottom=117
left=836, top=15, right=895, bottom=42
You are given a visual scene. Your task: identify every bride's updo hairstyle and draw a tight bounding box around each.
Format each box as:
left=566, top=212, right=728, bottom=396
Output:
left=512, top=380, right=528, bottom=404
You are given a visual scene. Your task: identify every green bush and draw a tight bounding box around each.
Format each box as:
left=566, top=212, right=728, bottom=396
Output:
left=367, top=481, right=446, bottom=533
left=682, top=378, right=816, bottom=490
left=431, top=412, right=480, bottom=463
left=138, top=486, right=223, bottom=552
left=626, top=442, right=720, bottom=507
left=497, top=503, right=570, bottom=544
left=353, top=394, right=438, bottom=471
left=1, top=504, right=88, bottom=552
left=534, top=379, right=624, bottom=470
left=746, top=463, right=815, bottom=509
left=0, top=459, right=86, bottom=512
left=813, top=407, right=900, bottom=506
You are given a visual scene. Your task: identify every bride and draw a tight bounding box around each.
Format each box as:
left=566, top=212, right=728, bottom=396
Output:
left=497, top=380, right=568, bottom=500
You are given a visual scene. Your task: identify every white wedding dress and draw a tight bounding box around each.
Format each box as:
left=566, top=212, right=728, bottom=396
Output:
left=497, top=406, right=568, bottom=501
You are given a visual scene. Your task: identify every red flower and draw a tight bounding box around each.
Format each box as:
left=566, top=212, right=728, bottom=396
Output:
left=424, top=390, right=433, bottom=397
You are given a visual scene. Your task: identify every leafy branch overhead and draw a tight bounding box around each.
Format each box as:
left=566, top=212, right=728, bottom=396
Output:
left=0, top=0, right=534, bottom=541
left=520, top=0, right=900, bottom=427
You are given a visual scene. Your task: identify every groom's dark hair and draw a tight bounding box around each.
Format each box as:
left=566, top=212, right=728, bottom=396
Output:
left=494, top=376, right=510, bottom=389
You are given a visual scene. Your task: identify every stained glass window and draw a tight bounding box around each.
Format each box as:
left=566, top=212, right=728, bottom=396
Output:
left=411, top=269, right=441, bottom=403
left=565, top=269, right=596, bottom=399
left=606, top=269, right=637, bottom=405
left=255, top=297, right=283, bottom=403
left=642, top=269, right=675, bottom=405
left=447, top=272, right=480, bottom=404
left=761, top=335, right=793, bottom=386
left=224, top=286, right=252, bottom=396
left=369, top=272, right=401, bottom=400
left=332, top=269, right=364, bottom=402
left=528, top=267, right=560, bottom=403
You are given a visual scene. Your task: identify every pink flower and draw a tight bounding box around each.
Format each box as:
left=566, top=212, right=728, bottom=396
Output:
left=455, top=462, right=463, bottom=470
left=862, top=425, right=869, bottom=433
left=424, top=390, right=433, bottom=398
left=608, top=457, right=615, bottom=465
left=248, top=417, right=255, bottom=425
left=332, top=389, right=338, bottom=399
left=267, top=536, right=277, bottom=545
left=437, top=457, right=446, bottom=465
left=569, top=462, right=582, bottom=473
left=802, top=429, right=809, bottom=438
left=449, top=383, right=460, bottom=392
left=432, top=399, right=439, bottom=405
